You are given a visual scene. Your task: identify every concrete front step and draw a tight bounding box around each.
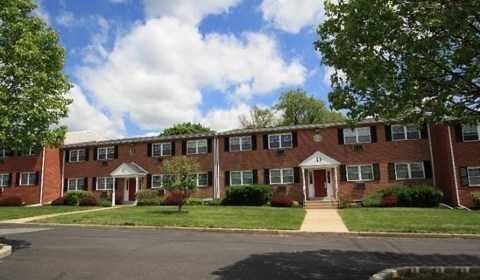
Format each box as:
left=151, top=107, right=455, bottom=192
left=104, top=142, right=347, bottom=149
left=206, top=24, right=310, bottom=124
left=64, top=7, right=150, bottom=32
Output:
left=304, top=200, right=340, bottom=209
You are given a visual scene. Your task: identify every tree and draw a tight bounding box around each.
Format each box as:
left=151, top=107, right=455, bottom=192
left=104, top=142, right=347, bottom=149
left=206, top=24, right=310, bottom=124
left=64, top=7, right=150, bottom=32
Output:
left=315, top=0, right=480, bottom=124
left=161, top=122, right=213, bottom=136
left=274, top=89, right=344, bottom=125
left=0, top=0, right=72, bottom=151
left=162, top=156, right=200, bottom=211
left=239, top=106, right=277, bottom=128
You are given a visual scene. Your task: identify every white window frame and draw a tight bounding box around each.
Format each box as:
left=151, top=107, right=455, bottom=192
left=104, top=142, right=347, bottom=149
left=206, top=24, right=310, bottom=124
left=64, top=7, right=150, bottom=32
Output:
left=0, top=173, right=10, bottom=187
left=230, top=170, right=254, bottom=186
left=268, top=133, right=293, bottom=149
left=67, top=178, right=85, bottom=192
left=186, top=139, right=208, bottom=155
left=196, top=172, right=208, bottom=187
left=462, top=124, right=480, bottom=142
left=19, top=172, right=36, bottom=186
left=346, top=164, right=374, bottom=182
left=229, top=136, right=252, bottom=152
left=97, top=146, right=115, bottom=161
left=269, top=168, right=294, bottom=185
left=394, top=162, right=426, bottom=180
left=152, top=142, right=172, bottom=157
left=0, top=149, right=6, bottom=159
left=391, top=124, right=420, bottom=141
left=343, top=127, right=371, bottom=144
left=69, top=149, right=86, bottom=162
left=151, top=174, right=165, bottom=189
left=96, top=176, right=114, bottom=191
left=467, top=167, right=480, bottom=187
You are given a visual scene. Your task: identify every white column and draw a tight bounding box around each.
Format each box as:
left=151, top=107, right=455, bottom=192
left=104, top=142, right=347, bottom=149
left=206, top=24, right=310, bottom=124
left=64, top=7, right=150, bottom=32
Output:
left=334, top=166, right=339, bottom=200
left=301, top=167, right=307, bottom=204
left=124, top=179, right=127, bottom=202
left=112, top=177, right=116, bottom=207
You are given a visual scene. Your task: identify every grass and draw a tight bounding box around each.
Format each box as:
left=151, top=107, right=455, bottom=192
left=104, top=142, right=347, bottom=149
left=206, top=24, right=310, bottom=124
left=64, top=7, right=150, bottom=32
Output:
left=41, top=206, right=306, bottom=230
left=339, top=207, right=480, bottom=234
left=0, top=206, right=96, bottom=221
left=399, top=272, right=480, bottom=280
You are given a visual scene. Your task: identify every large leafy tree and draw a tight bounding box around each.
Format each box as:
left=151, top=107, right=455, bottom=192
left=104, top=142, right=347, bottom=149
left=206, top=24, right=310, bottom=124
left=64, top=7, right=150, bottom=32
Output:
left=161, top=122, right=213, bottom=136
left=239, top=106, right=278, bottom=128
left=1, top=0, right=72, bottom=151
left=274, top=89, right=344, bottom=125
left=315, top=0, right=480, bottom=124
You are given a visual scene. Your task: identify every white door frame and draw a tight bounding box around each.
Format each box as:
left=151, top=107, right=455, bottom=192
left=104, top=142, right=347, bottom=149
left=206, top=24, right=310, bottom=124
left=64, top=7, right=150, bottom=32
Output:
left=307, top=168, right=334, bottom=199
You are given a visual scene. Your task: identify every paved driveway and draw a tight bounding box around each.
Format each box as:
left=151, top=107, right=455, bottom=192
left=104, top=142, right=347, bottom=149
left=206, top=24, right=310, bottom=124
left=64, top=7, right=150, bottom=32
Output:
left=1, top=225, right=479, bottom=280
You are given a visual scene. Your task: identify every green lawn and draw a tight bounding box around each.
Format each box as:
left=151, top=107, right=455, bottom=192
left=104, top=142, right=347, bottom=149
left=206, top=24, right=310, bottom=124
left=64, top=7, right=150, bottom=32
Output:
left=339, top=208, right=480, bottom=234
left=41, top=206, right=306, bottom=230
left=0, top=206, right=95, bottom=221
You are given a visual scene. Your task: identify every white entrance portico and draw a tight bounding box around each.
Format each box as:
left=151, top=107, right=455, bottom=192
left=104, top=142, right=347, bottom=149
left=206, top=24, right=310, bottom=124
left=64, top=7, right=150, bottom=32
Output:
left=110, top=162, right=148, bottom=206
left=299, top=151, right=340, bottom=202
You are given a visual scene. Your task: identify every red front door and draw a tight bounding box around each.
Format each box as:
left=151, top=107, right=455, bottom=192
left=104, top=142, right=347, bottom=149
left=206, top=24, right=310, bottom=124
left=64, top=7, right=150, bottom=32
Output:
left=128, top=178, right=136, bottom=201
left=314, top=170, right=327, bottom=197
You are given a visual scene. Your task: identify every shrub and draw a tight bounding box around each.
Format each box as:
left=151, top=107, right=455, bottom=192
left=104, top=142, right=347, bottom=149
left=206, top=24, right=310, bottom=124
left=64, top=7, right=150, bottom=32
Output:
left=162, top=192, right=185, bottom=206
left=362, top=185, right=443, bottom=208
left=270, top=195, right=294, bottom=207
left=223, top=185, right=272, bottom=206
left=0, top=196, right=23, bottom=206
left=79, top=195, right=98, bottom=206
left=51, top=197, right=65, bottom=206
left=381, top=194, right=399, bottom=207
left=291, top=201, right=301, bottom=208
left=64, top=191, right=91, bottom=206
left=472, top=192, right=480, bottom=209
left=186, top=198, right=204, bottom=206
left=98, top=198, right=112, bottom=207
left=362, top=192, right=383, bottom=207
left=136, top=190, right=163, bottom=206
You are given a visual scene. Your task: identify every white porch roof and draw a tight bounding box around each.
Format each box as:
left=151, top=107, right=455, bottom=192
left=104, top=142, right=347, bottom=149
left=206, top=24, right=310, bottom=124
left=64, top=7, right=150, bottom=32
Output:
left=299, top=151, right=340, bottom=169
left=110, top=162, right=148, bottom=177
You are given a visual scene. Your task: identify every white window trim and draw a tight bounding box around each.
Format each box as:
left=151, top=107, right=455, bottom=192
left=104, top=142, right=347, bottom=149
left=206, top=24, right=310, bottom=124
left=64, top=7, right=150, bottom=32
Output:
left=67, top=178, right=85, bottom=192
left=467, top=166, right=480, bottom=187
left=19, top=172, right=36, bottom=186
left=0, top=173, right=9, bottom=187
left=69, top=149, right=86, bottom=163
left=151, top=142, right=172, bottom=157
left=346, top=164, right=374, bottom=182
left=462, top=124, right=480, bottom=142
left=196, top=172, right=208, bottom=187
left=186, top=139, right=208, bottom=155
left=343, top=127, right=372, bottom=144
left=269, top=168, right=294, bottom=185
left=268, top=133, right=293, bottom=149
left=151, top=174, right=165, bottom=189
left=96, top=176, right=114, bottom=191
left=97, top=146, right=115, bottom=161
left=229, top=136, right=252, bottom=152
left=230, top=170, right=253, bottom=186
left=394, top=162, right=426, bottom=180
left=391, top=125, right=420, bottom=141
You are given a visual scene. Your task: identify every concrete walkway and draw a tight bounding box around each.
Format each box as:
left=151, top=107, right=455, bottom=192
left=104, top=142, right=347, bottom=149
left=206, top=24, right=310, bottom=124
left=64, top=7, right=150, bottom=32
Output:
left=300, top=209, right=349, bottom=233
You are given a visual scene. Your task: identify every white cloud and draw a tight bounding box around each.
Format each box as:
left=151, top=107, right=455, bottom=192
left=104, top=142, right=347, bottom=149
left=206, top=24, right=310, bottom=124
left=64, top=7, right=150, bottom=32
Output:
left=110, top=0, right=127, bottom=3
left=144, top=0, right=241, bottom=24
left=81, top=16, right=111, bottom=65
left=63, top=85, right=124, bottom=138
left=33, top=0, right=51, bottom=25
left=260, top=0, right=325, bottom=33
left=56, top=11, right=75, bottom=27
left=200, top=103, right=252, bottom=131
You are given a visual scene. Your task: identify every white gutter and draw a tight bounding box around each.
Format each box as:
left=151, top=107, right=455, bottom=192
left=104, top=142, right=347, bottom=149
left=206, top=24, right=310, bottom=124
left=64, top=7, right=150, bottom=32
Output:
left=427, top=124, right=436, bottom=185
left=39, top=147, right=46, bottom=205
left=213, top=137, right=221, bottom=199
left=447, top=125, right=467, bottom=208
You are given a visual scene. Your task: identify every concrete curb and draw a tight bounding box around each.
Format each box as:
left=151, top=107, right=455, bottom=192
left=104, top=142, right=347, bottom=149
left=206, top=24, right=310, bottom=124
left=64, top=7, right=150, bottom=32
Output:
left=0, top=243, right=12, bottom=259
left=17, top=222, right=480, bottom=239
left=370, top=266, right=480, bottom=280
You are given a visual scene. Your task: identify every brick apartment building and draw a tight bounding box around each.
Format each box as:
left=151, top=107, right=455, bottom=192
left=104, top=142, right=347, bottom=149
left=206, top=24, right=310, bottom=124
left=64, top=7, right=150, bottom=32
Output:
left=1, top=120, right=479, bottom=207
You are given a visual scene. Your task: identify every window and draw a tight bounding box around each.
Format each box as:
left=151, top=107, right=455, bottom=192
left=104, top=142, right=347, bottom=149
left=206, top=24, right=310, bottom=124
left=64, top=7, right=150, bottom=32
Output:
left=269, top=168, right=294, bottom=184
left=467, top=167, right=480, bottom=187
left=20, top=172, right=37, bottom=186
left=152, top=143, right=172, bottom=157
left=230, top=170, right=254, bottom=185
left=462, top=124, right=480, bottom=141
left=343, top=127, right=371, bottom=144
left=67, top=178, right=85, bottom=192
left=96, top=177, right=114, bottom=191
left=195, top=172, right=208, bottom=187
left=395, top=162, right=425, bottom=180
left=0, top=149, right=6, bottom=159
left=268, top=133, right=292, bottom=149
left=346, top=165, right=374, bottom=181
left=69, top=149, right=86, bottom=162
left=97, top=146, right=115, bottom=161
left=229, top=136, right=252, bottom=152
left=0, top=174, right=10, bottom=187
left=187, top=139, right=208, bottom=155
left=391, top=125, right=420, bottom=140
left=151, top=174, right=167, bottom=188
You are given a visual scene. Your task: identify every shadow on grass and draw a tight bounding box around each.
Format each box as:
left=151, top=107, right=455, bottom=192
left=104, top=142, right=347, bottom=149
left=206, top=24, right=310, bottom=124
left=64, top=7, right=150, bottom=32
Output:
left=150, top=210, right=189, bottom=215
left=212, top=249, right=480, bottom=280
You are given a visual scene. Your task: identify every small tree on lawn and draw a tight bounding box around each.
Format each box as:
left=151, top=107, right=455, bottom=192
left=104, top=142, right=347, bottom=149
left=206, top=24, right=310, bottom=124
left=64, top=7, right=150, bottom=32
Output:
left=162, top=156, right=200, bottom=211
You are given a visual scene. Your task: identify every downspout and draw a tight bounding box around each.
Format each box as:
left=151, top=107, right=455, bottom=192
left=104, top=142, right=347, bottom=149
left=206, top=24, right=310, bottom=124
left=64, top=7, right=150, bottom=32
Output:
left=427, top=124, right=436, bottom=185
left=447, top=126, right=467, bottom=209
left=213, top=136, right=220, bottom=199
left=39, top=147, right=46, bottom=205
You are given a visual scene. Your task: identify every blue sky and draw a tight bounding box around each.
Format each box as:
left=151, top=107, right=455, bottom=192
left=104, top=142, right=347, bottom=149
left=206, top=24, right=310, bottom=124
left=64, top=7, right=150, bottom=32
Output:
left=35, top=0, right=332, bottom=138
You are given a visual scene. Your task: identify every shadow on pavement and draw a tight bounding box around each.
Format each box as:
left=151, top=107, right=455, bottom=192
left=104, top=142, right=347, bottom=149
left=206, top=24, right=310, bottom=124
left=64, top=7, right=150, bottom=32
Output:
left=212, top=249, right=480, bottom=280
left=0, top=237, right=31, bottom=251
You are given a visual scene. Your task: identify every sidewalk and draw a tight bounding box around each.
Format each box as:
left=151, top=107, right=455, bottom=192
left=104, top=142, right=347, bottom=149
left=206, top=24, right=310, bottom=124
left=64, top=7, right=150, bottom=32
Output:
left=300, top=209, right=349, bottom=233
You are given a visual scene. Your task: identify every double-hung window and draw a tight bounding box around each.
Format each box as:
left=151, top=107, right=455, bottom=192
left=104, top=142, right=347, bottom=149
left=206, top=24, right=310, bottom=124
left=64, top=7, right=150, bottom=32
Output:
left=343, top=127, right=371, bottom=144
left=69, top=149, right=86, bottom=162
left=20, top=172, right=37, bottom=186
left=229, top=136, right=252, bottom=152
left=0, top=174, right=10, bottom=187
left=268, top=133, right=292, bottom=149
left=151, top=174, right=167, bottom=188
left=467, top=167, right=480, bottom=187
left=152, top=143, right=172, bottom=157
left=67, top=178, right=85, bottom=192
left=187, top=139, right=208, bottom=155
left=0, top=148, right=6, bottom=160
left=97, top=146, right=115, bottom=161
left=269, top=168, right=294, bottom=184
left=462, top=124, right=480, bottom=141
left=230, top=170, right=254, bottom=185
left=346, top=165, right=374, bottom=181
left=395, top=162, right=425, bottom=180
left=96, top=177, right=114, bottom=191
left=195, top=172, right=208, bottom=187
left=391, top=125, right=420, bottom=140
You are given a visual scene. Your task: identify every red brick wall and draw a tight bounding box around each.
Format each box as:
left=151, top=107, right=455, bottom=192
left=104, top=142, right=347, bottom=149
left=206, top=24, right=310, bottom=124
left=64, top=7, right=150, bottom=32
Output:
left=41, top=148, right=62, bottom=203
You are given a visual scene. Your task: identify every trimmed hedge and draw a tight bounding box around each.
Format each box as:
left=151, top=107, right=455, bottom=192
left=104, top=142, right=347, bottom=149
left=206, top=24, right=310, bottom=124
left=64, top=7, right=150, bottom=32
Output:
left=0, top=196, right=23, bottom=206
left=473, top=192, right=480, bottom=209
left=362, top=185, right=443, bottom=207
left=64, top=191, right=91, bottom=206
left=136, top=190, right=163, bottom=206
left=271, top=195, right=294, bottom=207
left=162, top=192, right=185, bottom=206
left=223, top=184, right=272, bottom=206
left=79, top=195, right=98, bottom=206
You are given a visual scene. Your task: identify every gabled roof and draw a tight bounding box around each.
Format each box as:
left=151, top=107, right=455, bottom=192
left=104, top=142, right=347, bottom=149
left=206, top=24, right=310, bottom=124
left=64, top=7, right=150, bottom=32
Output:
left=299, top=151, right=340, bottom=168
left=110, top=162, right=148, bottom=177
